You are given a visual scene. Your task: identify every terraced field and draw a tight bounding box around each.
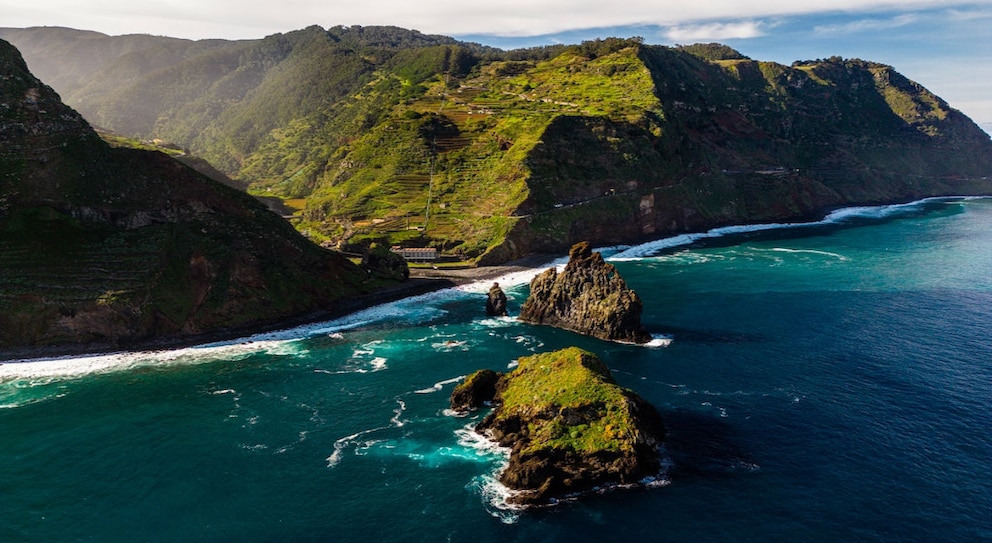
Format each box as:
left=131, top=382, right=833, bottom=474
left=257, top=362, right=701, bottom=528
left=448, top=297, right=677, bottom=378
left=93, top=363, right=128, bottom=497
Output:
left=0, top=213, right=165, bottom=346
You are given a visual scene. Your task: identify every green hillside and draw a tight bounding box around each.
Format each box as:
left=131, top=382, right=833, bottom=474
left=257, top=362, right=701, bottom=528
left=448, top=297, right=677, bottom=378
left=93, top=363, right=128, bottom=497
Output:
left=0, top=38, right=394, bottom=355
left=5, top=27, right=990, bottom=263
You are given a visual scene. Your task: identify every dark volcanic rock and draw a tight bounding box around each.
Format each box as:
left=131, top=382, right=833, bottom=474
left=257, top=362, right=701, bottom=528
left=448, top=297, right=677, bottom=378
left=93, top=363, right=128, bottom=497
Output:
left=485, top=282, right=508, bottom=316
left=519, top=242, right=651, bottom=343
left=449, top=368, right=501, bottom=411
left=453, top=347, right=666, bottom=506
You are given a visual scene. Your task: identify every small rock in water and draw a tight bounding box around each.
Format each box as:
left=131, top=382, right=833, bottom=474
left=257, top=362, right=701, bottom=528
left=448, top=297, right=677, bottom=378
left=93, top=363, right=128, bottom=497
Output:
left=486, top=282, right=508, bottom=316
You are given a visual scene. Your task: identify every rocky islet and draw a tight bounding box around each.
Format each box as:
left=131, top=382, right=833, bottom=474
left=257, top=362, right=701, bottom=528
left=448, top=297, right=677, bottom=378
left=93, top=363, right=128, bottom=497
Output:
left=519, top=241, right=651, bottom=343
left=451, top=347, right=667, bottom=506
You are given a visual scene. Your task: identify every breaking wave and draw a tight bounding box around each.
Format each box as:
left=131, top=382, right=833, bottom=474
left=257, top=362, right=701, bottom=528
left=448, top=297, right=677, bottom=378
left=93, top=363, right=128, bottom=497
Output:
left=414, top=376, right=466, bottom=394
left=609, top=197, right=973, bottom=260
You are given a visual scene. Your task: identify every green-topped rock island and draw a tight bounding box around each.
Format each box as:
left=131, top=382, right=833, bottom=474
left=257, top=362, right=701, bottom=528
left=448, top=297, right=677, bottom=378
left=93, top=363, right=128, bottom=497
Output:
left=451, top=347, right=667, bottom=506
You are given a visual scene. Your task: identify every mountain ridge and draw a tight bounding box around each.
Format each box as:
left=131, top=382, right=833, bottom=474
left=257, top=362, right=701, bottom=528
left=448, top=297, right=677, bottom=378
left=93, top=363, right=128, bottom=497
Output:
left=0, top=37, right=405, bottom=356
left=2, top=26, right=990, bottom=264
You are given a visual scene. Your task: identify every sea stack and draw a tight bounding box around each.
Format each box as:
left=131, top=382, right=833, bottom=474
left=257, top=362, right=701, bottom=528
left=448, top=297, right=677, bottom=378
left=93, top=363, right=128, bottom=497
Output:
left=450, top=347, right=667, bottom=506
left=519, top=242, right=651, bottom=343
left=486, top=282, right=508, bottom=316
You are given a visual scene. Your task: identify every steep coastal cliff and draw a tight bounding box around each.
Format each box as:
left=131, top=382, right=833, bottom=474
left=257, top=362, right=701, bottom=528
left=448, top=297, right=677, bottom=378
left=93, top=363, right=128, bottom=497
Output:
left=4, top=29, right=990, bottom=264
left=496, top=47, right=992, bottom=261
left=0, top=39, right=395, bottom=356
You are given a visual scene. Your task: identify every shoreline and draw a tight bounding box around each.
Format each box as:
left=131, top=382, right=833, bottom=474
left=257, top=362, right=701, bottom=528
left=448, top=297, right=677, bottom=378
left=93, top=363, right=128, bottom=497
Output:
left=4, top=195, right=984, bottom=364
left=0, top=254, right=559, bottom=364
left=407, top=253, right=558, bottom=284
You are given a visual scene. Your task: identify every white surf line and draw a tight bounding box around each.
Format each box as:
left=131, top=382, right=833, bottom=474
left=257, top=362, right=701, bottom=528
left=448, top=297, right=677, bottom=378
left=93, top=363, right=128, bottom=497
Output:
left=453, top=245, right=640, bottom=294
left=454, top=257, right=570, bottom=293
left=414, top=375, right=466, bottom=394
left=0, top=284, right=463, bottom=375
left=6, top=197, right=983, bottom=376
left=0, top=340, right=289, bottom=380
left=0, top=237, right=650, bottom=376
left=608, top=196, right=983, bottom=260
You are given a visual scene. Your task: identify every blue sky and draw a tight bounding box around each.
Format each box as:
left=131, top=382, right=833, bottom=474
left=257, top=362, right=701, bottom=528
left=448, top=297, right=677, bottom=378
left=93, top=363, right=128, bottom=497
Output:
left=2, top=1, right=990, bottom=132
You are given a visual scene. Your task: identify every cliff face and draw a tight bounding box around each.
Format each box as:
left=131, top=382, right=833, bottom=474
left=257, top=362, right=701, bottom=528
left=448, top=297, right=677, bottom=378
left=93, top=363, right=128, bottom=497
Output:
left=499, top=50, right=992, bottom=259
left=519, top=242, right=651, bottom=343
left=0, top=39, right=381, bottom=356
left=6, top=30, right=991, bottom=263
left=450, top=347, right=666, bottom=506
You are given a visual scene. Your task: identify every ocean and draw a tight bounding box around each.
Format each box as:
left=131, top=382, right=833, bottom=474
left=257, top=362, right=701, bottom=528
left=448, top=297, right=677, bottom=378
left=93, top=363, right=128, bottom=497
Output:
left=2, top=197, right=990, bottom=542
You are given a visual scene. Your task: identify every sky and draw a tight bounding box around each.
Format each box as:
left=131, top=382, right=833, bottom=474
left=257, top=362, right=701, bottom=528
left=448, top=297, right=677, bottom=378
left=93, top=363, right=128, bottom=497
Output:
left=3, top=1, right=991, bottom=132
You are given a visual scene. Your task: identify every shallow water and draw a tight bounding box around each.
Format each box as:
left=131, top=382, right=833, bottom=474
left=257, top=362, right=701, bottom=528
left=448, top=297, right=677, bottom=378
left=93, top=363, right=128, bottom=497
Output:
left=2, top=198, right=990, bottom=542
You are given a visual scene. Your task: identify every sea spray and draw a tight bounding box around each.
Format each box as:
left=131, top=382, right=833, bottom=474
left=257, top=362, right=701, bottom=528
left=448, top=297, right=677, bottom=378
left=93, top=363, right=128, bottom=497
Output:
left=414, top=376, right=466, bottom=395
left=609, top=196, right=976, bottom=260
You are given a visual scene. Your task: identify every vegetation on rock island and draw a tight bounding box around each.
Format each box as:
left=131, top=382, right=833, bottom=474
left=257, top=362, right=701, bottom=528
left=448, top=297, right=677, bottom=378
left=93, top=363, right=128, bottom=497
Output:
left=450, top=347, right=666, bottom=506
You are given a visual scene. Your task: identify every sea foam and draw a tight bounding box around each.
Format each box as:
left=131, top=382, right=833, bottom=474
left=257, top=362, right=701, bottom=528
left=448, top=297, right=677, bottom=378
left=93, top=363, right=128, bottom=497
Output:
left=609, top=197, right=971, bottom=260
left=0, top=339, right=291, bottom=382
left=0, top=269, right=476, bottom=379
left=454, top=254, right=570, bottom=292
left=326, top=398, right=407, bottom=468
left=644, top=335, right=674, bottom=348
left=414, top=375, right=465, bottom=394
left=454, top=423, right=523, bottom=521
left=4, top=197, right=976, bottom=382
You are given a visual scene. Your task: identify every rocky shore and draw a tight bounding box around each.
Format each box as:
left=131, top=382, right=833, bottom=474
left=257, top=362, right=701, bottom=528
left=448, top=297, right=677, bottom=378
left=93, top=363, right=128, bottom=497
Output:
left=0, top=277, right=449, bottom=362
left=451, top=347, right=667, bottom=506
left=519, top=242, right=651, bottom=343
left=407, top=253, right=559, bottom=284
left=0, top=255, right=556, bottom=362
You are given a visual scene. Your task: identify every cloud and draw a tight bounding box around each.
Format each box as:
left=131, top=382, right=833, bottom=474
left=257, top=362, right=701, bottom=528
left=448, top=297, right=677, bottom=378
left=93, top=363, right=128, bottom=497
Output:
left=663, top=20, right=773, bottom=42
left=813, top=13, right=919, bottom=35
left=0, top=0, right=982, bottom=40
left=944, top=7, right=992, bottom=21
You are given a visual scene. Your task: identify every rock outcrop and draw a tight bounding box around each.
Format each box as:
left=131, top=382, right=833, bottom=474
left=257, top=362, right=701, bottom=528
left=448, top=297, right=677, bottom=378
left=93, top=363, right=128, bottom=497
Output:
left=485, top=282, right=508, bottom=316
left=449, top=368, right=500, bottom=411
left=519, top=242, right=651, bottom=343
left=450, top=347, right=666, bottom=506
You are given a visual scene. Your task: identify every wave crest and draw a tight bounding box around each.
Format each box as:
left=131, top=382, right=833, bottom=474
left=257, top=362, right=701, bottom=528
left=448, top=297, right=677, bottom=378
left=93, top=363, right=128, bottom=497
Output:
left=610, top=197, right=973, bottom=260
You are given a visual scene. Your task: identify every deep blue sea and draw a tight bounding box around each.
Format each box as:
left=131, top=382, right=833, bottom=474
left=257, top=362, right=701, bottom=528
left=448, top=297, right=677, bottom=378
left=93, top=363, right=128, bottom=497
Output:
left=2, top=197, right=991, bottom=542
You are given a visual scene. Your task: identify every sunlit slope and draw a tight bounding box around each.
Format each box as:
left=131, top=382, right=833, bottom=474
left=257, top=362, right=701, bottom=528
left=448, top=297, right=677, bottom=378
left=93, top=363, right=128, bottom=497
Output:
left=6, top=29, right=990, bottom=264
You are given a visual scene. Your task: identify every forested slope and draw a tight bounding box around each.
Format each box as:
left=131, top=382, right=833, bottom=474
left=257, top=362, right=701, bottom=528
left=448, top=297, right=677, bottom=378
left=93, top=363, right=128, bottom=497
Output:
left=0, top=38, right=391, bottom=354
left=4, top=27, right=990, bottom=263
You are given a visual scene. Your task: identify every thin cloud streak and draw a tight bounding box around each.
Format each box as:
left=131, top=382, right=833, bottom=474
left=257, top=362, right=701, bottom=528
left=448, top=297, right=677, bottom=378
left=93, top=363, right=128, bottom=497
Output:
left=944, top=7, right=992, bottom=20
left=813, top=13, right=919, bottom=35
left=663, top=21, right=774, bottom=42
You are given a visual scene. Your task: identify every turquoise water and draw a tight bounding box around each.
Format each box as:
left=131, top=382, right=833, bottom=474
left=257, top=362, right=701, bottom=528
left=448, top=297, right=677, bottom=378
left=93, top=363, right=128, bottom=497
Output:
left=2, top=198, right=991, bottom=542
